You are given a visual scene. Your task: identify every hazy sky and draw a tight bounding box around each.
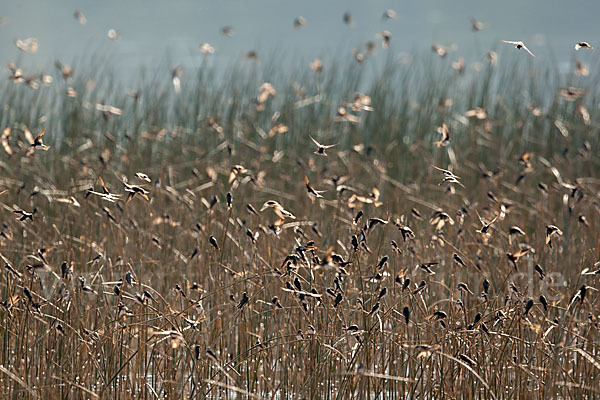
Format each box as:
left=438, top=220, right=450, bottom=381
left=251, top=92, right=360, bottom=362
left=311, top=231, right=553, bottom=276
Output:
left=1, top=0, right=599, bottom=79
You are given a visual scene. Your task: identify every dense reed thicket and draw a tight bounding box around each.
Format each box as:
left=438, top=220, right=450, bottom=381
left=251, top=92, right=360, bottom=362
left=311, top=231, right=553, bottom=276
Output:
left=0, top=51, right=599, bottom=398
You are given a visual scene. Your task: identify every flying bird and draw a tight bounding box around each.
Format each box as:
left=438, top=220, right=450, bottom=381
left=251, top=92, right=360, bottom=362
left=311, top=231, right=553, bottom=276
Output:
left=433, top=123, right=450, bottom=147
left=305, top=176, right=326, bottom=199
left=501, top=40, right=535, bottom=57
left=575, top=41, right=593, bottom=50
left=310, top=136, right=336, bottom=156
left=469, top=17, right=487, bottom=32
left=29, top=128, right=50, bottom=151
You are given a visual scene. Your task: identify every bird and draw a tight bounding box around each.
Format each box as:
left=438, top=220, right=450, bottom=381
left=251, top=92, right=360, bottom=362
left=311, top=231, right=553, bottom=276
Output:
left=209, top=236, right=219, bottom=250
left=575, top=42, right=593, bottom=50
left=293, top=16, right=306, bottom=30
left=545, top=225, right=563, bottom=248
left=343, top=12, right=353, bottom=26
left=1, top=127, right=12, bottom=156
left=122, top=180, right=149, bottom=203
left=237, top=292, right=249, bottom=309
left=304, top=176, right=326, bottom=199
left=220, top=26, right=234, bottom=37
left=28, top=128, right=50, bottom=151
left=376, top=31, right=392, bottom=48
left=260, top=200, right=296, bottom=220
left=310, top=136, right=336, bottom=156
left=402, top=306, right=410, bottom=324
left=382, top=9, right=398, bottom=20
left=469, top=17, right=487, bottom=32
left=73, top=10, right=87, bottom=25
left=432, top=123, right=450, bottom=147
left=433, top=165, right=464, bottom=187
left=501, top=40, right=535, bottom=57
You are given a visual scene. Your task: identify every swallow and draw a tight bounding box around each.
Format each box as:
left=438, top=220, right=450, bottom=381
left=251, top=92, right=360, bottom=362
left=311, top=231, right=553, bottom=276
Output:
left=402, top=306, right=410, bottom=324
left=416, top=262, right=437, bottom=275
left=200, top=43, right=215, bottom=55
left=476, top=210, right=497, bottom=234
left=30, top=128, right=50, bottom=150
left=574, top=60, right=589, bottom=76
left=55, top=61, right=74, bottom=81
left=209, top=236, right=219, bottom=250
left=343, top=12, right=353, bottom=26
left=260, top=200, right=296, bottom=220
left=457, top=282, right=473, bottom=295
left=433, top=165, right=464, bottom=187
left=108, top=29, right=120, bottom=40
left=293, top=16, right=306, bottom=30
left=310, top=58, right=323, bottom=73
left=501, top=40, right=535, bottom=57
left=432, top=43, right=447, bottom=57
left=171, top=65, right=183, bottom=93
left=469, top=17, right=487, bottom=32
left=86, top=176, right=121, bottom=202
left=376, top=31, right=391, bottom=48
left=305, top=176, right=326, bottom=199
left=122, top=180, right=149, bottom=203
left=310, top=136, right=336, bottom=156
left=506, top=247, right=531, bottom=269
left=575, top=42, right=593, bottom=50
left=432, top=123, right=450, bottom=147
left=221, top=26, right=234, bottom=36
left=1, top=127, right=12, bottom=156
left=545, top=225, right=562, bottom=248
left=237, top=292, right=249, bottom=309
left=382, top=9, right=398, bottom=20
left=453, top=253, right=467, bottom=267
left=15, top=37, right=38, bottom=53
left=74, top=9, right=87, bottom=25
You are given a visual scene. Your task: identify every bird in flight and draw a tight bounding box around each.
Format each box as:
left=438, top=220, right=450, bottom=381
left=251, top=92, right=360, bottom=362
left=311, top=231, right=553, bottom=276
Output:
left=432, top=123, right=450, bottom=147
left=575, top=41, right=593, bottom=50
left=501, top=40, right=535, bottom=57
left=304, top=176, right=326, bottom=199
left=469, top=17, right=487, bottom=32
left=310, top=136, right=336, bottom=156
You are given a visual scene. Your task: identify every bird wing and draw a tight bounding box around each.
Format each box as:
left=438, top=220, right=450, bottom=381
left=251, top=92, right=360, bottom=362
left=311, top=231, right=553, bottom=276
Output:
left=521, top=45, right=535, bottom=57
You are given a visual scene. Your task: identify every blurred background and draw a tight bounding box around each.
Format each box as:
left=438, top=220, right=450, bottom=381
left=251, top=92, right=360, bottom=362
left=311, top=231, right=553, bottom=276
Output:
left=1, top=0, right=599, bottom=79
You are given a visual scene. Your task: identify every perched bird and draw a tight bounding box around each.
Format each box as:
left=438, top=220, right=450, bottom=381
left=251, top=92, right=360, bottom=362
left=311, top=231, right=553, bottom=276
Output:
left=209, top=236, right=219, bottom=250
left=501, top=40, right=535, bottom=57
left=402, top=306, right=410, bottom=324
left=237, top=292, right=249, bottom=309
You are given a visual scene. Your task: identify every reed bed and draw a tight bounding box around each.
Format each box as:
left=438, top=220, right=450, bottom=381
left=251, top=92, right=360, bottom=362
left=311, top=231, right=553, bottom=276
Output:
left=0, top=51, right=599, bottom=398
